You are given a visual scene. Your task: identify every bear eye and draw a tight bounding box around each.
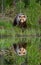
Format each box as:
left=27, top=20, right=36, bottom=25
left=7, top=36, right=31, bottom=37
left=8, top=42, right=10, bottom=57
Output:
left=23, top=16, right=25, bottom=18
left=20, top=49, right=21, bottom=51
left=19, top=16, right=21, bottom=18
left=19, top=52, right=21, bottom=54
left=23, top=52, right=25, bottom=54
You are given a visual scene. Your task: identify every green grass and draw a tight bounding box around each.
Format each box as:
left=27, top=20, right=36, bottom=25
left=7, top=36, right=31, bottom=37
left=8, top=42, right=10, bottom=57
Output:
left=0, top=2, right=41, bottom=65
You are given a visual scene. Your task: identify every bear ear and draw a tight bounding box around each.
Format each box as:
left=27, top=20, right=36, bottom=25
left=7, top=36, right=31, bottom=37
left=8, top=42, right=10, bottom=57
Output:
left=13, top=44, right=17, bottom=50
left=22, top=43, right=27, bottom=48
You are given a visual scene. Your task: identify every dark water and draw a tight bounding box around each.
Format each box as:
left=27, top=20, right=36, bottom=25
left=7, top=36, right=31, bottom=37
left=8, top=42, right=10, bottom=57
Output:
left=0, top=37, right=41, bottom=65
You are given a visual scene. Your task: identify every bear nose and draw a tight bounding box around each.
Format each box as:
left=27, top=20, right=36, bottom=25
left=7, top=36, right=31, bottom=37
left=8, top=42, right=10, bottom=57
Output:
left=20, top=19, right=24, bottom=22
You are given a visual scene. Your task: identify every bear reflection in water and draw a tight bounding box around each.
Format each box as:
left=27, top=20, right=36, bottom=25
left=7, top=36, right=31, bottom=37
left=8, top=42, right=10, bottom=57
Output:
left=13, top=43, right=27, bottom=56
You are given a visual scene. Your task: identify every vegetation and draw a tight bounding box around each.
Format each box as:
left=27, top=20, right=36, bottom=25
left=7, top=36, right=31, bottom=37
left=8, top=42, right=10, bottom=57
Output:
left=0, top=0, right=41, bottom=65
